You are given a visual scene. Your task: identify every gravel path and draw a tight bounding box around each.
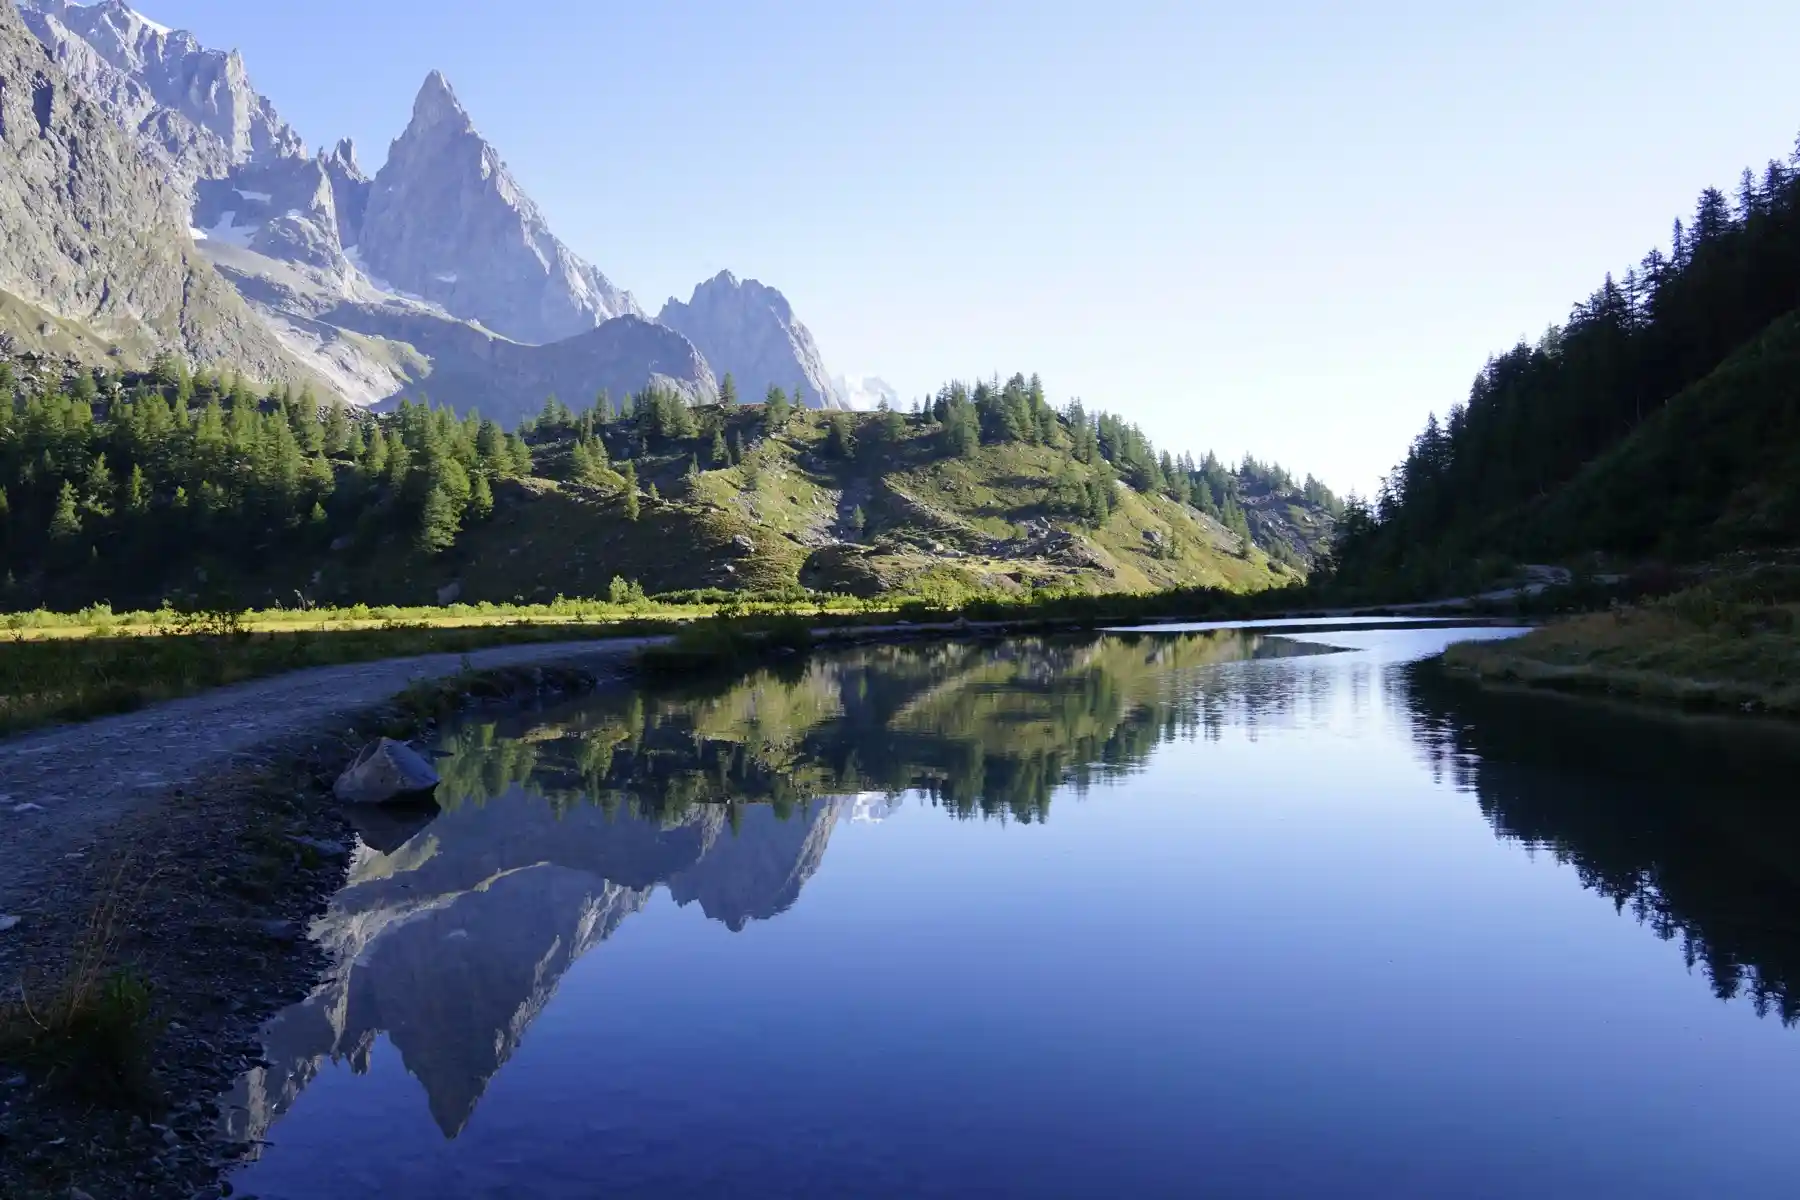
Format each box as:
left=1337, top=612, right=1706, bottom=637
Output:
left=0, top=638, right=658, bottom=922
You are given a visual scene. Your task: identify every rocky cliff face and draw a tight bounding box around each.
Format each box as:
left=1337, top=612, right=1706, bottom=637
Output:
left=358, top=72, right=639, bottom=345
left=17, top=0, right=302, bottom=182
left=319, top=136, right=369, bottom=248
left=0, top=1, right=320, bottom=384
left=659, top=270, right=843, bottom=409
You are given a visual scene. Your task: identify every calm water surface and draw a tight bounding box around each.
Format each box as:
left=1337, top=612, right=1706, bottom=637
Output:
left=223, top=626, right=1800, bottom=1198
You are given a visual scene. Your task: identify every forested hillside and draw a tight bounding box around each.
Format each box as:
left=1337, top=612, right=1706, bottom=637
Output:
left=1333, top=135, right=1800, bottom=594
left=0, top=355, right=1338, bottom=611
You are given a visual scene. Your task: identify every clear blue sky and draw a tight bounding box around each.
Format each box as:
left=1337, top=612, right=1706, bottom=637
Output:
left=131, top=0, right=1800, bottom=494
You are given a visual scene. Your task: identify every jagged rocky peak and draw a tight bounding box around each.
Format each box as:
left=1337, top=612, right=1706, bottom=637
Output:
left=17, top=0, right=304, bottom=174
left=319, top=136, right=370, bottom=248
left=322, top=136, right=364, bottom=178
left=356, top=69, right=639, bottom=345
left=411, top=68, right=468, bottom=131
left=657, top=270, right=844, bottom=409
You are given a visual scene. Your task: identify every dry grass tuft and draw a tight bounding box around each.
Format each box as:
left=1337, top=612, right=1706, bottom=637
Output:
left=0, top=858, right=166, bottom=1103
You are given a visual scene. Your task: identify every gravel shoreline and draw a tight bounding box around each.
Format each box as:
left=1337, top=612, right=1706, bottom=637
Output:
left=0, top=641, right=655, bottom=1200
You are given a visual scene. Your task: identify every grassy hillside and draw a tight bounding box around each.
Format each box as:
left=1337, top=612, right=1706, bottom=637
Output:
left=1, top=356, right=1335, bottom=610
left=330, top=410, right=1305, bottom=606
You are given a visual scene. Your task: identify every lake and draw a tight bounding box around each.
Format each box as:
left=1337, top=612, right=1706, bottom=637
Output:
left=221, top=625, right=1800, bottom=1198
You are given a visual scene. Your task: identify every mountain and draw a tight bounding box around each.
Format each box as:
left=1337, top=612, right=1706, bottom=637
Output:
left=659, top=271, right=843, bottom=409
left=7, top=2, right=843, bottom=418
left=357, top=71, right=639, bottom=345
left=17, top=0, right=302, bottom=184
left=0, top=0, right=323, bottom=385
left=1331, top=135, right=1800, bottom=596
left=363, top=311, right=717, bottom=427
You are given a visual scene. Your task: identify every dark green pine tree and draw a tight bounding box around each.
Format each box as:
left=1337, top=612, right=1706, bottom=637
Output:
left=469, top=471, right=495, bottom=522
left=719, top=373, right=738, bottom=408
left=620, top=461, right=641, bottom=521
left=417, top=484, right=461, bottom=554
left=764, top=385, right=790, bottom=431
left=49, top=480, right=81, bottom=540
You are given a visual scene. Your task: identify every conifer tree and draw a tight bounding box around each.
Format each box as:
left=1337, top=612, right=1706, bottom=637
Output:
left=620, top=461, right=640, bottom=521
left=323, top=400, right=352, bottom=455
left=469, top=472, right=495, bottom=522
left=124, top=465, right=149, bottom=514
left=764, top=385, right=790, bottom=431
left=720, top=373, right=738, bottom=408
left=49, top=480, right=81, bottom=540
left=417, top=484, right=461, bottom=554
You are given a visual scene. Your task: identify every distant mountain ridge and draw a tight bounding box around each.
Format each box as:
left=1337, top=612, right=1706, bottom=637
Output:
left=659, top=271, right=845, bottom=409
left=6, top=0, right=857, bottom=413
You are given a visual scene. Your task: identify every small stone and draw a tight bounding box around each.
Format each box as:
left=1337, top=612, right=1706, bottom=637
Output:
left=12, top=803, right=44, bottom=814
left=0, top=916, right=20, bottom=934
left=70, top=1189, right=96, bottom=1200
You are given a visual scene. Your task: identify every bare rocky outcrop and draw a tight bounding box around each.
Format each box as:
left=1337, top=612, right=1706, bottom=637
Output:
left=659, top=270, right=844, bottom=409
left=358, top=71, right=640, bottom=345
left=0, top=0, right=325, bottom=384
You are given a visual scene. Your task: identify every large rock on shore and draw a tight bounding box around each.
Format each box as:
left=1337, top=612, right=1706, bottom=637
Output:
left=333, top=738, right=441, bottom=806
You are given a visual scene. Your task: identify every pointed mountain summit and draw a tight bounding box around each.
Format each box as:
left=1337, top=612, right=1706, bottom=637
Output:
left=410, top=68, right=469, bottom=130
left=356, top=70, right=639, bottom=344
left=657, top=271, right=843, bottom=409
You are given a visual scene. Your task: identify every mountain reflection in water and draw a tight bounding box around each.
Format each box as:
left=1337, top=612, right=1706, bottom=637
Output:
left=222, top=630, right=1333, bottom=1147
left=220, top=627, right=1800, bottom=1198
